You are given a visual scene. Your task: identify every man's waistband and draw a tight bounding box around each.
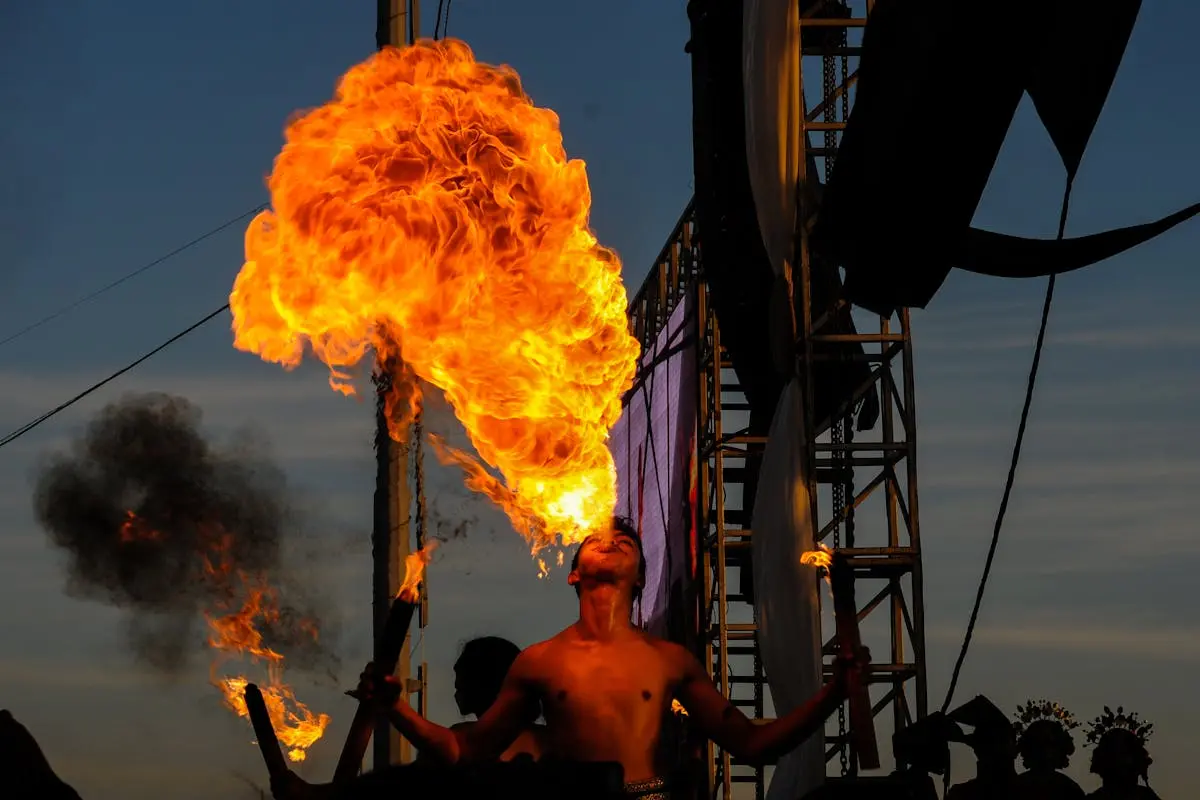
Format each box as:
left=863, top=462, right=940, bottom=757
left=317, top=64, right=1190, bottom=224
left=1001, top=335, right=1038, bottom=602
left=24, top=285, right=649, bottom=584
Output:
left=624, top=777, right=670, bottom=800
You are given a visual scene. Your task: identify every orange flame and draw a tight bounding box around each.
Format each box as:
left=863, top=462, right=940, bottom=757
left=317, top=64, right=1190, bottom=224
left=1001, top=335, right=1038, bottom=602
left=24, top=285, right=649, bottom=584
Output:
left=801, top=543, right=833, bottom=587
left=205, top=576, right=330, bottom=762
left=397, top=541, right=438, bottom=602
left=229, top=39, right=639, bottom=555
left=117, top=512, right=329, bottom=761
left=118, top=510, right=162, bottom=543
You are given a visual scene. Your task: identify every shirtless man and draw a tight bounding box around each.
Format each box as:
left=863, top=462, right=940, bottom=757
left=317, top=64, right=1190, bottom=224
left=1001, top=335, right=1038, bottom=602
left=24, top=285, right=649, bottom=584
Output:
left=273, top=517, right=865, bottom=799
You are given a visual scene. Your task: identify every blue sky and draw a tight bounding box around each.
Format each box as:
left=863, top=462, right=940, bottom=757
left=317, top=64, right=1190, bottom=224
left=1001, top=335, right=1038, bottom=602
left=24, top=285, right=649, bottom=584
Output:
left=3, top=1, right=1199, bottom=797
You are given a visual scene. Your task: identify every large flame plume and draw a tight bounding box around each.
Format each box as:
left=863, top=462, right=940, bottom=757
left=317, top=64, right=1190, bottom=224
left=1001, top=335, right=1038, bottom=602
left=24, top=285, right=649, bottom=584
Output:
left=230, top=39, right=640, bottom=552
left=33, top=394, right=333, bottom=761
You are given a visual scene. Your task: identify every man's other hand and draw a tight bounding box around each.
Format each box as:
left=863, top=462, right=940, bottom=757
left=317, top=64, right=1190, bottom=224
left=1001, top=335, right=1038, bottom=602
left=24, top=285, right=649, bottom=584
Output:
left=354, top=661, right=403, bottom=711
left=832, top=646, right=871, bottom=695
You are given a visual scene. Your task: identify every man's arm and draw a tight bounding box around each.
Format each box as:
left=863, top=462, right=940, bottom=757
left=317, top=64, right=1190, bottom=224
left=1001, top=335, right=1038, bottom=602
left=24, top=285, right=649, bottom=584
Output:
left=673, top=645, right=850, bottom=765
left=412, top=722, right=471, bottom=765
left=375, top=653, right=538, bottom=764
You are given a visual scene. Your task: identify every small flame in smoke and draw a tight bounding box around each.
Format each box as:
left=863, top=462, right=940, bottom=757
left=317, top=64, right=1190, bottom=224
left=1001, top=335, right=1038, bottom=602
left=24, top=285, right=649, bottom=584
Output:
left=229, top=39, right=640, bottom=560
left=118, top=510, right=162, bottom=543
left=671, top=699, right=689, bottom=717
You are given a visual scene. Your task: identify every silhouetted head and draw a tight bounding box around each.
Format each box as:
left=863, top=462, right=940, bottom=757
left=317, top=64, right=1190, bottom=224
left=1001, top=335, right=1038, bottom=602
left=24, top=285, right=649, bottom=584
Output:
left=892, top=712, right=961, bottom=775
left=950, top=696, right=1018, bottom=767
left=453, top=637, right=521, bottom=717
left=1090, top=729, right=1152, bottom=786
left=1019, top=718, right=1076, bottom=772
left=568, top=516, right=647, bottom=603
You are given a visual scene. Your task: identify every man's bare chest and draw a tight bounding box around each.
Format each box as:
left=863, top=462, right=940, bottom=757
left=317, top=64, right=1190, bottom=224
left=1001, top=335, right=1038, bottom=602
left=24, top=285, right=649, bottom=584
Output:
left=535, top=642, right=675, bottom=718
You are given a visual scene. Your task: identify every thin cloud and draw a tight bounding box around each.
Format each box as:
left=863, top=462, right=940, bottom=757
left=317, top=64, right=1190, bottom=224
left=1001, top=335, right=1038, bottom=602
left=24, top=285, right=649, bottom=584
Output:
left=927, top=621, right=1200, bottom=662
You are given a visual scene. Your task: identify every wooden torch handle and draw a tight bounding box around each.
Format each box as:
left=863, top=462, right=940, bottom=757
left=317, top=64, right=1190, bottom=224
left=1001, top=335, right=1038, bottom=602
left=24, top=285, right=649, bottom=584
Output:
left=333, top=596, right=419, bottom=783
left=244, top=683, right=288, bottom=780
left=829, top=554, right=880, bottom=770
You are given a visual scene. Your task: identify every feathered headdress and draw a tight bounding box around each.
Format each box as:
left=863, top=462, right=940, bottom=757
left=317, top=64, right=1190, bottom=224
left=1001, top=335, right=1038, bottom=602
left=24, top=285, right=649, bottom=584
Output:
left=1013, top=699, right=1079, bottom=737
left=1085, top=706, right=1154, bottom=747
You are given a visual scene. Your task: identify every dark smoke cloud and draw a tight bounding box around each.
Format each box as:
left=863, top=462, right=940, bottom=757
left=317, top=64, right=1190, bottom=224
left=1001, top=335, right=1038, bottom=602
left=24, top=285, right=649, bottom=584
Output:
left=32, top=393, right=338, bottom=678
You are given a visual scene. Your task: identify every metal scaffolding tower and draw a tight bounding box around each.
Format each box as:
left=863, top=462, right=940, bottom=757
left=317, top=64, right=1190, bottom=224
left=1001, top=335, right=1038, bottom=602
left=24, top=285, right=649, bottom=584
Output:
left=796, top=0, right=928, bottom=775
left=627, top=2, right=928, bottom=796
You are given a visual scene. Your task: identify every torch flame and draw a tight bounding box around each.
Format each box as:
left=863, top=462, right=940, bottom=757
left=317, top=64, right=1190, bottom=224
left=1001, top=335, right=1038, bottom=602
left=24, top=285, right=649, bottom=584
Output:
left=118, top=512, right=329, bottom=761
left=801, top=543, right=833, bottom=587
left=229, top=39, right=640, bottom=556
left=397, top=541, right=438, bottom=602
left=206, top=582, right=331, bottom=762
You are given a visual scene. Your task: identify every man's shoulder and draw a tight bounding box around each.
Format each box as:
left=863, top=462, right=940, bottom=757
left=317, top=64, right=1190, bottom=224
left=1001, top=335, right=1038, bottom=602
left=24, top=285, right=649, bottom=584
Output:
left=643, top=632, right=691, bottom=658
left=515, top=632, right=570, bottom=670
left=640, top=633, right=700, bottom=677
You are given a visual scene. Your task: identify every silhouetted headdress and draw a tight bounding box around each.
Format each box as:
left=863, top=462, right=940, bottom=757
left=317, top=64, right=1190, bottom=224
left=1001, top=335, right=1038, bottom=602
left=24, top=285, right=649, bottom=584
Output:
left=1085, top=706, right=1153, bottom=748
left=1014, top=699, right=1080, bottom=738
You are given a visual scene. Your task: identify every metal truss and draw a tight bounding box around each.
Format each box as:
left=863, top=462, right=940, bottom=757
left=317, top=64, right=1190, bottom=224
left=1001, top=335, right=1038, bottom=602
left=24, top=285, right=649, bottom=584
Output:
left=626, top=202, right=767, bottom=800
left=627, top=4, right=928, bottom=792
left=796, top=0, right=928, bottom=774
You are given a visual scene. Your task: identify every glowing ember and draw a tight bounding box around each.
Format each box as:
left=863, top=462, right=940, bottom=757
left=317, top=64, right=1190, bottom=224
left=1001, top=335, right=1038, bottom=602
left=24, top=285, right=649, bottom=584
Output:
left=229, top=39, right=640, bottom=554
left=671, top=699, right=688, bottom=717
left=397, top=542, right=438, bottom=602
left=118, top=510, right=162, bottom=543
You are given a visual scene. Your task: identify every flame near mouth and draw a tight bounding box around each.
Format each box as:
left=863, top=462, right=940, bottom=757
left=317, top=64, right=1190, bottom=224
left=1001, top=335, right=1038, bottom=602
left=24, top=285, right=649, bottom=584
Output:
left=229, top=39, right=640, bottom=561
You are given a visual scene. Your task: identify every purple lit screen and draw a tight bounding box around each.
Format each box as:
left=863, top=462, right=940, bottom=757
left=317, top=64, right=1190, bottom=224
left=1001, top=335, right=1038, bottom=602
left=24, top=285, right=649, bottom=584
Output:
left=608, top=296, right=696, bottom=636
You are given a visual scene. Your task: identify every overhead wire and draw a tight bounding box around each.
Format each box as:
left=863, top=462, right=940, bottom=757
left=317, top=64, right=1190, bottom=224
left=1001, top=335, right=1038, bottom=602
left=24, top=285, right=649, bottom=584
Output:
left=433, top=0, right=453, bottom=40
left=0, top=303, right=230, bottom=452
left=4, top=4, right=454, bottom=458
left=0, top=204, right=264, bottom=350
left=940, top=178, right=1074, bottom=713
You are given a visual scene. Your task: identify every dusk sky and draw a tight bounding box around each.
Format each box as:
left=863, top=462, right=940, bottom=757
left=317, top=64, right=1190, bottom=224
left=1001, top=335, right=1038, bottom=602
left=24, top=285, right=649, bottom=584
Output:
left=3, top=2, right=1200, bottom=798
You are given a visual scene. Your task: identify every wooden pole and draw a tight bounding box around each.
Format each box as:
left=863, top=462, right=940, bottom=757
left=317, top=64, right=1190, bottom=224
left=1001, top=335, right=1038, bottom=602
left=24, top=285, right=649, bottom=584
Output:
left=368, top=0, right=421, bottom=774
left=371, top=360, right=413, bottom=771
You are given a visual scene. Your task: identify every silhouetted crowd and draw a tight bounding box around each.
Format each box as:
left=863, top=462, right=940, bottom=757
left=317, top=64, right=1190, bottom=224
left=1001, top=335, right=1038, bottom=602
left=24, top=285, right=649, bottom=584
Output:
left=887, top=695, right=1159, bottom=800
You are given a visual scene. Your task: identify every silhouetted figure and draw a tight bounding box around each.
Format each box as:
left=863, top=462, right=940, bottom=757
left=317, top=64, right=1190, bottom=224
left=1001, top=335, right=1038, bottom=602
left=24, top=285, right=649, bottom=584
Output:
left=0, top=710, right=82, bottom=800
left=1085, top=707, right=1160, bottom=800
left=890, top=712, right=962, bottom=800
left=1012, top=699, right=1086, bottom=800
left=427, top=636, right=546, bottom=762
left=946, top=695, right=1017, bottom=800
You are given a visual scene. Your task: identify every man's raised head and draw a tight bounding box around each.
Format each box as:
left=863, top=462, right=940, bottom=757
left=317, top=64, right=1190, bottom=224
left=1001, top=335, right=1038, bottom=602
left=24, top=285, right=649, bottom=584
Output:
left=567, top=515, right=647, bottom=601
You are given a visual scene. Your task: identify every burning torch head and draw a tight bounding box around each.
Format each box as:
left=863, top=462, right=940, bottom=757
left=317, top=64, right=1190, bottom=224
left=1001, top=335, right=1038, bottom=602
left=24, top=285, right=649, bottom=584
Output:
left=568, top=516, right=646, bottom=601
